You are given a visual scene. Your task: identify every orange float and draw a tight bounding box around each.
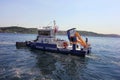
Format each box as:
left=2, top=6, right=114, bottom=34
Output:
left=63, top=42, right=68, bottom=48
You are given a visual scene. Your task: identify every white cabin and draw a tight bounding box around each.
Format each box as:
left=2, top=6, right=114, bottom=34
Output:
left=36, top=26, right=56, bottom=44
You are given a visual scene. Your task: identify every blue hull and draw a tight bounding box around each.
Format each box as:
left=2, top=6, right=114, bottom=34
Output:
left=26, top=42, right=90, bottom=57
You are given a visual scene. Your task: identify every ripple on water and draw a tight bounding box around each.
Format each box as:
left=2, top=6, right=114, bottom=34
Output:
left=0, top=34, right=120, bottom=80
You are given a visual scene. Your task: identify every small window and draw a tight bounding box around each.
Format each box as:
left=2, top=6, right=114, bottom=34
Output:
left=38, top=30, right=50, bottom=36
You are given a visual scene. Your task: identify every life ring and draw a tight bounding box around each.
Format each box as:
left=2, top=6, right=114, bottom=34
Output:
left=63, top=42, right=68, bottom=48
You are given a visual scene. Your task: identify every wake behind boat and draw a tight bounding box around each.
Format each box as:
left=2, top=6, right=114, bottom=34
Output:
left=16, top=21, right=91, bottom=57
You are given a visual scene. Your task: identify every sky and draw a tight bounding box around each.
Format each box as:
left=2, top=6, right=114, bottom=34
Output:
left=0, top=0, right=120, bottom=34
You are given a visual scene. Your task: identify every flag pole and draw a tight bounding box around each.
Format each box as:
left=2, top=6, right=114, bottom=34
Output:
left=53, top=20, right=56, bottom=38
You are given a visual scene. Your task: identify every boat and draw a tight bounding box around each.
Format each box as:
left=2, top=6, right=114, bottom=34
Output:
left=24, top=21, right=91, bottom=57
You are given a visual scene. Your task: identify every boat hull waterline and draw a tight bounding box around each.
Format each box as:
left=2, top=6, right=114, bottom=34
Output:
left=26, top=42, right=91, bottom=57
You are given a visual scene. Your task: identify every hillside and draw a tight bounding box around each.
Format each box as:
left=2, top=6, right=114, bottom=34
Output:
left=0, top=26, right=120, bottom=37
left=0, top=26, right=37, bottom=34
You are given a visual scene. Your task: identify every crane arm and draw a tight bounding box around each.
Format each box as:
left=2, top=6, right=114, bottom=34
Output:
left=75, top=32, right=87, bottom=48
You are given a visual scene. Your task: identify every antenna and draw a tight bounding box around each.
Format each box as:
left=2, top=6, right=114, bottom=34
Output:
left=47, top=21, right=52, bottom=26
left=53, top=20, right=56, bottom=27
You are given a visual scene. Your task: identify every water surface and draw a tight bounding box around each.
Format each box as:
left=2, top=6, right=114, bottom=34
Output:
left=0, top=33, right=120, bottom=80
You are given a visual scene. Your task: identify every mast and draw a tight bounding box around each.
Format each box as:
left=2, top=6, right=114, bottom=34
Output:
left=53, top=20, right=57, bottom=38
left=53, top=20, right=56, bottom=27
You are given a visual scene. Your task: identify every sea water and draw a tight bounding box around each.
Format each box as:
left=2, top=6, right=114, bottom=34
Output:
left=0, top=33, right=120, bottom=80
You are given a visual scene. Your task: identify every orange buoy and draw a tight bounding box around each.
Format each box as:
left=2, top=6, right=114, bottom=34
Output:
left=63, top=42, right=68, bottom=48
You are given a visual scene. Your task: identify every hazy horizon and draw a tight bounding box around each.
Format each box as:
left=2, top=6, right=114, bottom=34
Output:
left=0, top=0, right=120, bottom=34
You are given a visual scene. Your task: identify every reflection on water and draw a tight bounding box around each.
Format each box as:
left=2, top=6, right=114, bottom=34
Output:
left=31, top=50, right=56, bottom=75
left=0, top=33, right=120, bottom=80
left=30, top=49, right=88, bottom=80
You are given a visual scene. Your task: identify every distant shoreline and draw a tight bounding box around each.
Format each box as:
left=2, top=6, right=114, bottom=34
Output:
left=0, top=26, right=120, bottom=38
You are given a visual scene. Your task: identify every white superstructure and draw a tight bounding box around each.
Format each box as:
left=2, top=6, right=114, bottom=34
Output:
left=36, top=26, right=56, bottom=44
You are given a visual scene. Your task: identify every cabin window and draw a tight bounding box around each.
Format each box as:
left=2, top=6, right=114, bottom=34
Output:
left=38, top=31, right=50, bottom=36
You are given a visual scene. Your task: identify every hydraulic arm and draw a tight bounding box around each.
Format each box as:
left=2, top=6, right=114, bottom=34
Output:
left=67, top=28, right=88, bottom=48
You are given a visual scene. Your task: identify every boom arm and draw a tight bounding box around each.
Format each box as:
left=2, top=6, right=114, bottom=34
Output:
left=67, top=28, right=88, bottom=48
left=75, top=32, right=87, bottom=48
